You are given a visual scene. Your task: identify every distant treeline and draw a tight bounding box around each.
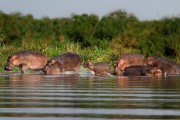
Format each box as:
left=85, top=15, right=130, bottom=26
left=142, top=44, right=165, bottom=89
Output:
left=0, top=10, right=180, bottom=68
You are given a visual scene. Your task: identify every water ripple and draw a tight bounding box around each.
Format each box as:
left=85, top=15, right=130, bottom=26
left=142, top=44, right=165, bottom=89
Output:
left=0, top=74, right=180, bottom=119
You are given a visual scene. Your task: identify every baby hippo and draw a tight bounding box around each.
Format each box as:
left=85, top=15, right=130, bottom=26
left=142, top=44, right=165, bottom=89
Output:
left=4, top=50, right=49, bottom=73
left=123, top=65, right=162, bottom=76
left=44, top=52, right=81, bottom=75
left=86, top=61, right=110, bottom=76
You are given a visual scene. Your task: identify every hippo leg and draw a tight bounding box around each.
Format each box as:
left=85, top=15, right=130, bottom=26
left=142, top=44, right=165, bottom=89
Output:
left=73, top=67, right=81, bottom=74
left=20, top=65, right=29, bottom=73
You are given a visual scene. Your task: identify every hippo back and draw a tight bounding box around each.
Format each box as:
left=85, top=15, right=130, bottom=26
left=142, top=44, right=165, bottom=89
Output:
left=58, top=52, right=81, bottom=71
left=48, top=52, right=81, bottom=72
left=119, top=53, right=145, bottom=65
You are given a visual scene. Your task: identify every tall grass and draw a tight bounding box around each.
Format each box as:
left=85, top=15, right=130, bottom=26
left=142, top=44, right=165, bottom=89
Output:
left=0, top=37, right=116, bottom=72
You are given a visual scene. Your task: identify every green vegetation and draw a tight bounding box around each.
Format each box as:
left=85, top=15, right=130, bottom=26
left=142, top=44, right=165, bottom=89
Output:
left=0, top=10, right=180, bottom=71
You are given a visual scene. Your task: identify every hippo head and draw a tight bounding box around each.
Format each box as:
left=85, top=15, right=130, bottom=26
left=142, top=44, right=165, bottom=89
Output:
left=86, top=61, right=95, bottom=71
left=113, top=61, right=122, bottom=75
left=145, top=67, right=162, bottom=76
left=44, top=60, right=60, bottom=75
left=146, top=56, right=155, bottom=66
left=154, top=68, right=162, bottom=76
left=114, top=67, right=120, bottom=75
left=4, top=55, right=20, bottom=71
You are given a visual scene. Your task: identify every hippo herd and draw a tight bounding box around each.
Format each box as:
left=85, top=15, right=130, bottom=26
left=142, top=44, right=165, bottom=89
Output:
left=4, top=50, right=180, bottom=76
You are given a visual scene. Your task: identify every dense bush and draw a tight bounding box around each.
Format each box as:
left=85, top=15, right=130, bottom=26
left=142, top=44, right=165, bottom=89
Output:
left=0, top=9, right=180, bottom=70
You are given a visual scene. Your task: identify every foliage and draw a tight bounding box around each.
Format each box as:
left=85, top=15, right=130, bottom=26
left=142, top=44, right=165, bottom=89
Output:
left=0, top=9, right=180, bottom=71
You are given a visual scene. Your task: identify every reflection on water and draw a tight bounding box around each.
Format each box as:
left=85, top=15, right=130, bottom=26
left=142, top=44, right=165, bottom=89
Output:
left=0, top=72, right=180, bottom=119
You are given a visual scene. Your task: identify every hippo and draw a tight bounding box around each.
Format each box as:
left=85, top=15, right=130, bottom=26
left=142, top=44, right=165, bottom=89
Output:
left=174, top=64, right=180, bottom=73
left=155, top=61, right=176, bottom=74
left=86, top=61, right=110, bottom=76
left=4, top=50, right=49, bottom=73
left=123, top=65, right=162, bottom=76
left=44, top=52, right=81, bottom=75
left=147, top=56, right=177, bottom=66
left=114, top=53, right=146, bottom=75
left=147, top=56, right=179, bottom=74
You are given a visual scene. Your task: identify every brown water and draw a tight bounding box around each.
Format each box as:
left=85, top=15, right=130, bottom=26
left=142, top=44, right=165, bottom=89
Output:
left=0, top=72, right=180, bottom=119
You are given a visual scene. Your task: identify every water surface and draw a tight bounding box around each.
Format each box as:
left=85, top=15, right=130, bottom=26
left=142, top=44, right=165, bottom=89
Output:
left=0, top=72, right=180, bottom=119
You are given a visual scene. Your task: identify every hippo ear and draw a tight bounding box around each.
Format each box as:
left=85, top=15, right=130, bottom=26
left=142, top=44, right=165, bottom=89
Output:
left=48, top=60, right=57, bottom=65
left=88, top=61, right=94, bottom=65
left=10, top=55, right=19, bottom=61
left=87, top=61, right=92, bottom=64
left=52, top=60, right=57, bottom=64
